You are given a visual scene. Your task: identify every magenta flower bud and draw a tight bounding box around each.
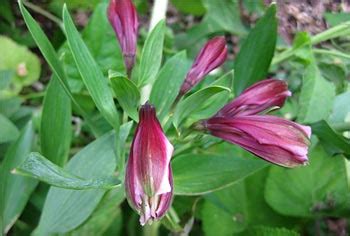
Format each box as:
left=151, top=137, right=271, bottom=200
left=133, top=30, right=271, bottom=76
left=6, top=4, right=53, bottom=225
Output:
left=216, top=79, right=291, bottom=117
left=108, top=0, right=138, bottom=74
left=125, top=103, right=173, bottom=225
left=180, top=36, right=228, bottom=94
left=204, top=115, right=311, bottom=168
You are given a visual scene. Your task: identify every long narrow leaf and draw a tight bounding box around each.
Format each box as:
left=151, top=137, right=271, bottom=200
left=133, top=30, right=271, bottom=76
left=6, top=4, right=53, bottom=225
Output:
left=138, top=20, right=166, bottom=86
left=13, top=152, right=120, bottom=190
left=0, top=122, right=37, bottom=234
left=41, top=77, right=71, bottom=166
left=62, top=5, right=119, bottom=130
left=18, top=0, right=101, bottom=136
left=173, top=86, right=231, bottom=129
left=234, top=4, right=277, bottom=95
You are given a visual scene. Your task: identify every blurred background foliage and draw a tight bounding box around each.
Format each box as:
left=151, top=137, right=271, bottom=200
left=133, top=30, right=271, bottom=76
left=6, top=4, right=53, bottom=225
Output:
left=1, top=0, right=350, bottom=235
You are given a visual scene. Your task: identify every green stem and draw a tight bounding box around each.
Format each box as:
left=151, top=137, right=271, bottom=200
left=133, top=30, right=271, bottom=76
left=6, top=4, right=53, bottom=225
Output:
left=332, top=122, right=350, bottom=132
left=143, top=221, right=160, bottom=236
left=272, top=21, right=350, bottom=65
left=313, top=48, right=350, bottom=60
left=23, top=1, right=62, bottom=27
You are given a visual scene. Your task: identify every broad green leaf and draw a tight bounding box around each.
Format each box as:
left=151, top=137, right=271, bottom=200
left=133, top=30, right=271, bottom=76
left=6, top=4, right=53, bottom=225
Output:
left=172, top=153, right=267, bottom=195
left=109, top=71, right=140, bottom=122
left=171, top=0, right=206, bottom=16
left=298, top=62, right=335, bottom=123
left=265, top=145, right=350, bottom=218
left=0, top=122, right=37, bottom=234
left=13, top=152, right=121, bottom=190
left=244, top=226, right=299, bottom=236
left=41, top=77, right=71, bottom=166
left=202, top=0, right=246, bottom=35
left=200, top=165, right=299, bottom=236
left=174, top=0, right=246, bottom=51
left=0, top=114, right=19, bottom=144
left=173, top=86, right=231, bottom=129
left=35, top=132, right=116, bottom=234
left=36, top=124, right=130, bottom=234
left=138, top=20, right=166, bottom=86
left=18, top=0, right=100, bottom=136
left=62, top=5, right=119, bottom=130
left=0, top=36, right=41, bottom=97
left=66, top=187, right=124, bottom=236
left=60, top=2, right=125, bottom=92
left=0, top=70, right=12, bottom=91
left=329, top=91, right=350, bottom=125
left=149, top=51, right=190, bottom=123
left=234, top=4, right=277, bottom=95
left=311, top=120, right=350, bottom=156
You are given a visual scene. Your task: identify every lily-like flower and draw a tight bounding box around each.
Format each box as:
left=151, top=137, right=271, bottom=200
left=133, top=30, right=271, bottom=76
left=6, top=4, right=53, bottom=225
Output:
left=180, top=36, right=228, bottom=95
left=200, top=79, right=311, bottom=168
left=125, top=103, right=173, bottom=225
left=108, top=0, right=138, bottom=74
left=203, top=115, right=311, bottom=168
left=216, top=79, right=291, bottom=117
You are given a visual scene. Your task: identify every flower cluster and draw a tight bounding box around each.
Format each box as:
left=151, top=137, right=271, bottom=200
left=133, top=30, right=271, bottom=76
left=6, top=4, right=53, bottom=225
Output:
left=108, top=0, right=311, bottom=225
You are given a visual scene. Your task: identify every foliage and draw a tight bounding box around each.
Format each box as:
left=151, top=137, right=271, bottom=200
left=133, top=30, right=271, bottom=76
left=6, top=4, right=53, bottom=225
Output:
left=1, top=0, right=350, bottom=235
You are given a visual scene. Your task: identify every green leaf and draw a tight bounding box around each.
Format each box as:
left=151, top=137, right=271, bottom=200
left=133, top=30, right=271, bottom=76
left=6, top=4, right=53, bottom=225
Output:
left=265, top=145, right=350, bottom=218
left=298, top=62, right=335, bottom=123
left=0, top=113, right=19, bottom=144
left=171, top=0, right=206, bottom=16
left=329, top=91, right=350, bottom=125
left=40, top=77, right=72, bottom=166
left=202, top=0, right=246, bottom=35
left=66, top=187, right=124, bottom=236
left=200, top=166, right=299, bottom=235
left=18, top=0, right=100, bottom=136
left=244, top=226, right=299, bottom=236
left=189, top=71, right=233, bottom=121
left=0, top=70, right=13, bottom=91
left=0, top=122, right=37, bottom=234
left=138, top=20, right=166, bottom=86
left=62, top=5, right=120, bottom=130
left=0, top=36, right=41, bottom=97
left=35, top=124, right=130, bottom=234
left=173, top=85, right=231, bottom=129
left=13, top=152, right=121, bottom=190
left=172, top=153, right=267, bottom=195
left=311, top=120, right=350, bottom=156
left=234, top=4, right=277, bottom=95
left=35, top=132, right=116, bottom=234
left=109, top=71, right=140, bottom=122
left=60, top=2, right=125, bottom=92
left=149, top=51, right=190, bottom=123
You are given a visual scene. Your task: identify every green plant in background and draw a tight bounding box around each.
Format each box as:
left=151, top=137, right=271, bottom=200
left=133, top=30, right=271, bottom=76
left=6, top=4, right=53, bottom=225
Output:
left=1, top=0, right=350, bottom=235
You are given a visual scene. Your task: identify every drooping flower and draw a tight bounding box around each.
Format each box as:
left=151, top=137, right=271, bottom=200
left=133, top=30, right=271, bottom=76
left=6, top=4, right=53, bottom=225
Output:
left=200, top=79, right=311, bottom=168
left=216, top=79, right=291, bottom=117
left=125, top=103, right=173, bottom=225
left=203, top=115, right=311, bottom=167
left=108, top=0, right=138, bottom=74
left=180, top=36, right=228, bottom=95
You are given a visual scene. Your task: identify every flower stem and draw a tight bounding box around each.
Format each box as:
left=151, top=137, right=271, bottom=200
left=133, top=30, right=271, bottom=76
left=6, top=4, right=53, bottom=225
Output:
left=23, top=1, right=62, bottom=27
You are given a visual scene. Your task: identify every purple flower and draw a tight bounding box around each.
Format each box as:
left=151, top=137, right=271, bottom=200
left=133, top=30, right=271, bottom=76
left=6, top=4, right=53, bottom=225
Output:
left=216, top=79, right=291, bottom=117
left=125, top=103, right=173, bottom=225
left=204, top=115, right=311, bottom=168
left=180, top=36, right=228, bottom=95
left=108, top=0, right=138, bottom=74
left=200, top=79, right=311, bottom=168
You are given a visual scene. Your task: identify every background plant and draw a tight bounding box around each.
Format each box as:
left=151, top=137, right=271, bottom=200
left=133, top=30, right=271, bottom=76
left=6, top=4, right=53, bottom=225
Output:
left=1, top=0, right=350, bottom=235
